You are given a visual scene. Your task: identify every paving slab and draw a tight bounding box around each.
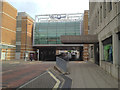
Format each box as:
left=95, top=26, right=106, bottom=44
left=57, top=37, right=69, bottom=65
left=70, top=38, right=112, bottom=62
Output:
left=67, top=61, right=118, bottom=88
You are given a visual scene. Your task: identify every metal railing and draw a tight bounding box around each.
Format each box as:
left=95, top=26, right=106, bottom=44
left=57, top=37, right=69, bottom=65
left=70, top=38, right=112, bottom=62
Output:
left=56, top=57, right=68, bottom=73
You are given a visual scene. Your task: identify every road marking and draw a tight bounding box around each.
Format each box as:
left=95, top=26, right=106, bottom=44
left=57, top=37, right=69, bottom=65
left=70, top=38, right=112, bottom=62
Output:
left=47, top=71, right=60, bottom=89
left=17, top=71, right=48, bottom=89
left=2, top=70, right=13, bottom=74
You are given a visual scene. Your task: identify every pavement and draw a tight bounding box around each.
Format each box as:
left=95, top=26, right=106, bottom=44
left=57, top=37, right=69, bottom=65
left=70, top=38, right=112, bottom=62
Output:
left=1, top=60, right=119, bottom=89
left=17, top=67, right=72, bottom=89
left=67, top=61, right=118, bottom=88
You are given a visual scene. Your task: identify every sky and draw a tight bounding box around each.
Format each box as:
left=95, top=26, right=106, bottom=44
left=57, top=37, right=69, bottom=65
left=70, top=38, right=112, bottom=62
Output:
left=6, top=0, right=89, bottom=19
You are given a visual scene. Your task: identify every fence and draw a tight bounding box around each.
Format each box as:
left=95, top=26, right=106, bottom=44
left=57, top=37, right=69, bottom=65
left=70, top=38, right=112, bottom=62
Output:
left=56, top=57, right=68, bottom=73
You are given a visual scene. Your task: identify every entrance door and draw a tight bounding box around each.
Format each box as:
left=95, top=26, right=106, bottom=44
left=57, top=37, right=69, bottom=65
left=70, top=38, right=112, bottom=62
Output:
left=79, top=46, right=83, bottom=61
left=94, top=43, right=99, bottom=65
left=118, top=32, right=120, bottom=65
left=15, top=52, right=20, bottom=60
left=39, top=47, right=56, bottom=61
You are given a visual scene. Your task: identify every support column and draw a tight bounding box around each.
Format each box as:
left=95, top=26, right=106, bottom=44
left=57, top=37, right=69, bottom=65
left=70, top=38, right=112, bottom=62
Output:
left=37, top=49, right=39, bottom=61
left=113, top=33, right=119, bottom=65
left=5, top=49, right=8, bottom=60
left=118, top=35, right=120, bottom=66
left=99, top=41, right=104, bottom=66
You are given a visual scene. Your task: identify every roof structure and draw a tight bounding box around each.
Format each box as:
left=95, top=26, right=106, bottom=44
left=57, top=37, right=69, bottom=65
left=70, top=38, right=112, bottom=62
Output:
left=35, top=13, right=83, bottom=22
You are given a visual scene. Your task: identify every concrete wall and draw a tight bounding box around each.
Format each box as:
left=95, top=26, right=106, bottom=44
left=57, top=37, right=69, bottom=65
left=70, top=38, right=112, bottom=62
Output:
left=89, top=2, right=120, bottom=79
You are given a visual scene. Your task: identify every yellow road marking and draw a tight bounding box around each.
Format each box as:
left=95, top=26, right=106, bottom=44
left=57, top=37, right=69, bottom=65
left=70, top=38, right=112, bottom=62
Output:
left=47, top=71, right=61, bottom=89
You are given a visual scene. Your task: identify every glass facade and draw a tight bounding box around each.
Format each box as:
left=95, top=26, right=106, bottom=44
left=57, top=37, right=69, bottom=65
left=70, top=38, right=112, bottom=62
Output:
left=34, top=21, right=81, bottom=44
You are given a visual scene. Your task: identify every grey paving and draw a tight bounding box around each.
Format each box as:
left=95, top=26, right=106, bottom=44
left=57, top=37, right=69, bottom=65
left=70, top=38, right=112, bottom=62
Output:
left=56, top=57, right=67, bottom=73
left=67, top=61, right=118, bottom=88
left=17, top=72, right=56, bottom=89
left=50, top=67, right=72, bottom=88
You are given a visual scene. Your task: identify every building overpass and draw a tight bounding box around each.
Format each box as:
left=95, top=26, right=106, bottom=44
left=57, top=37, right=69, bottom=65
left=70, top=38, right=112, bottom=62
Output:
left=60, top=35, right=98, bottom=44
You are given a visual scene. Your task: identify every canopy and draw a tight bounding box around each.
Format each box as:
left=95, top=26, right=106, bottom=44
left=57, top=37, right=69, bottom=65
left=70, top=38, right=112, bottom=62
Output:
left=0, top=43, right=16, bottom=49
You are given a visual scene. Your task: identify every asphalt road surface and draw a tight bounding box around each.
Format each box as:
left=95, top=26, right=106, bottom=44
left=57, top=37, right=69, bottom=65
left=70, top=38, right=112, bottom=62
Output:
left=1, top=60, right=55, bottom=89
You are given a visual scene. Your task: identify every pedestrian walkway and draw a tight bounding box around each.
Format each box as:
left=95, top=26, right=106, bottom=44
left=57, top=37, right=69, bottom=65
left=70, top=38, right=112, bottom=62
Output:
left=67, top=61, right=118, bottom=88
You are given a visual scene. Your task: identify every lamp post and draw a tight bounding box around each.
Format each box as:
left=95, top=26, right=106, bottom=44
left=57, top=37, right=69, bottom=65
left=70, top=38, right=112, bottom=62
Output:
left=25, top=22, right=31, bottom=61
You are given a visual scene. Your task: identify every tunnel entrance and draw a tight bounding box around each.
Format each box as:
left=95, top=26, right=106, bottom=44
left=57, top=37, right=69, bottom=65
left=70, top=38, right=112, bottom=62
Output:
left=35, top=46, right=83, bottom=61
left=39, top=47, right=56, bottom=61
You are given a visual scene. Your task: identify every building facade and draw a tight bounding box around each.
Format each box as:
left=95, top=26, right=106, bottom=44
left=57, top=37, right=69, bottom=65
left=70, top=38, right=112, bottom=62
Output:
left=33, top=14, right=83, bottom=46
left=33, top=14, right=83, bottom=61
left=15, top=12, right=34, bottom=60
left=0, top=1, right=17, bottom=60
left=89, top=1, right=120, bottom=79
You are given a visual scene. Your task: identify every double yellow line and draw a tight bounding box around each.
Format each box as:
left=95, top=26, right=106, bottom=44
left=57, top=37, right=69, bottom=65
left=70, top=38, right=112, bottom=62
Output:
left=47, top=71, right=61, bottom=89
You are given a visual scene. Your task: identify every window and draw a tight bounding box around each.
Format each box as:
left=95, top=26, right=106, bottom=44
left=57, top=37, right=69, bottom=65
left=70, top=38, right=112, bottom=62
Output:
left=16, top=31, right=21, bottom=42
left=34, top=21, right=81, bottom=44
left=107, top=1, right=112, bottom=12
left=98, top=11, right=99, bottom=26
left=16, top=45, right=21, bottom=52
left=100, top=6, right=102, bottom=23
left=102, top=36, right=113, bottom=63
left=91, top=46, right=93, bottom=58
left=118, top=32, right=120, bottom=40
left=109, top=2, right=112, bottom=11
left=103, top=1, right=106, bottom=18
left=17, top=20, right=22, bottom=28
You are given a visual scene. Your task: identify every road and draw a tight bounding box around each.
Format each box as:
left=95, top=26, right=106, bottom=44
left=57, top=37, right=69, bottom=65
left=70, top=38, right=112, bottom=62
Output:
left=1, top=60, right=119, bottom=89
left=1, top=60, right=55, bottom=89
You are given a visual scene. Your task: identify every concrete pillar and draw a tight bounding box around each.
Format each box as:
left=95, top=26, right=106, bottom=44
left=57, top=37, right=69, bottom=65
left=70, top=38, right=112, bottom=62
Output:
left=118, top=36, right=120, bottom=66
left=112, top=33, right=119, bottom=65
left=5, top=49, right=8, bottom=60
left=99, top=41, right=104, bottom=66
left=37, top=49, right=39, bottom=61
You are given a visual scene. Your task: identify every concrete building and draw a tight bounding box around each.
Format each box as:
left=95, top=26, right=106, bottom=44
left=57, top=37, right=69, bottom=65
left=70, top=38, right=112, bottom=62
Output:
left=0, top=1, right=17, bottom=60
left=89, top=1, right=120, bottom=79
left=15, top=12, right=35, bottom=60
left=83, top=10, right=89, bottom=61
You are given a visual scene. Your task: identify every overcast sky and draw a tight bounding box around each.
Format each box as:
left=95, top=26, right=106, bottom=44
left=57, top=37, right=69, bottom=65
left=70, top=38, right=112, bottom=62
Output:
left=7, top=0, right=89, bottom=19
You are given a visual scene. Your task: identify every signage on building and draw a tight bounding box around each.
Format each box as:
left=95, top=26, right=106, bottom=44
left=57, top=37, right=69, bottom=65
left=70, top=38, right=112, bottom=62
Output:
left=50, top=14, right=66, bottom=19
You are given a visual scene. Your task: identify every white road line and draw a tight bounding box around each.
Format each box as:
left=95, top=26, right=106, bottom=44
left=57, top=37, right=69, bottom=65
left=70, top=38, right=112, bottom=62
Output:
left=47, top=71, right=61, bottom=89
left=17, top=71, right=48, bottom=89
left=2, top=70, right=13, bottom=74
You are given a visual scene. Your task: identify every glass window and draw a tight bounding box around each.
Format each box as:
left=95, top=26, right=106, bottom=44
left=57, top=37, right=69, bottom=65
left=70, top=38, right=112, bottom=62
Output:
left=34, top=21, right=80, bottom=44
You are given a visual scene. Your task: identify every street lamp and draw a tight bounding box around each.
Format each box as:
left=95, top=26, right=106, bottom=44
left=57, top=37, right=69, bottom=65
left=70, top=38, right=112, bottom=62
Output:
left=25, top=22, right=31, bottom=61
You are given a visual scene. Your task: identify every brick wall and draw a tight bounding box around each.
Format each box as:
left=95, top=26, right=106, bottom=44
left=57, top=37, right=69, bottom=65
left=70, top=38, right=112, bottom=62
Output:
left=1, top=1, right=17, bottom=60
left=16, top=13, right=34, bottom=60
left=83, top=10, right=89, bottom=61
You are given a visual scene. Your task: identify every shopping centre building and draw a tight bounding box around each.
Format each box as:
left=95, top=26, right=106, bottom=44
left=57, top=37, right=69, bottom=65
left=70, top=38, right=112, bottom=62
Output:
left=33, top=13, right=84, bottom=61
